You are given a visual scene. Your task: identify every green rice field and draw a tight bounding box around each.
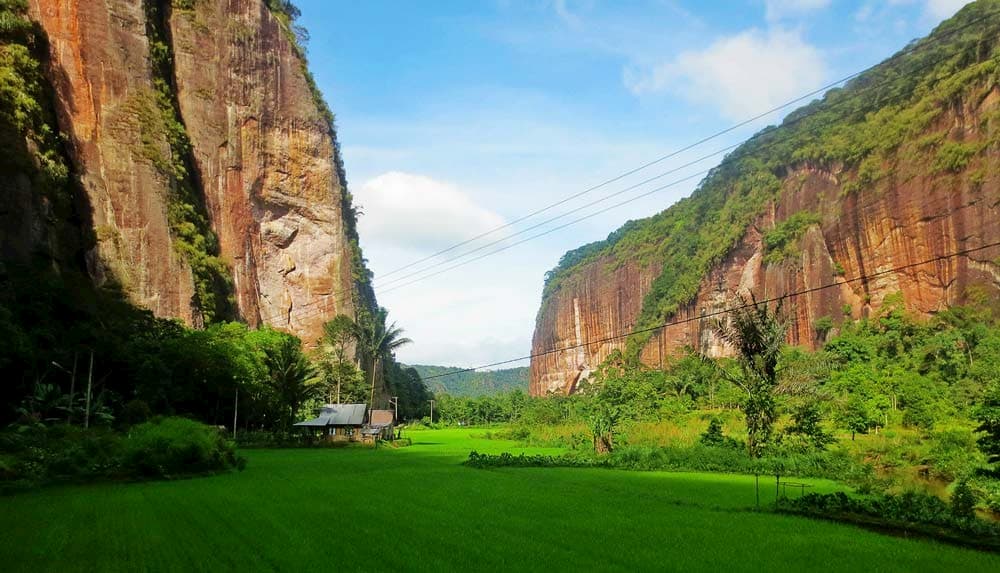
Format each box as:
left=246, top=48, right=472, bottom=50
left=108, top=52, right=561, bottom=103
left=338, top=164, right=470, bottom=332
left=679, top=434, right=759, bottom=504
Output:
left=1, top=429, right=997, bottom=571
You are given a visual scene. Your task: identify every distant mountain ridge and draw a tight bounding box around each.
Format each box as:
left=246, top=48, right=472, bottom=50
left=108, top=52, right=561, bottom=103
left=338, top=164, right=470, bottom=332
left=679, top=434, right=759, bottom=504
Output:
left=407, top=365, right=529, bottom=397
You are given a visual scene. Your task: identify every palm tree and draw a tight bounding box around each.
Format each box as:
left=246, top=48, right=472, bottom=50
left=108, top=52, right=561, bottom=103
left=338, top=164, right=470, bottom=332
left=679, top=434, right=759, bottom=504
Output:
left=712, top=294, right=787, bottom=458
left=355, top=308, right=412, bottom=417
left=265, top=337, right=321, bottom=430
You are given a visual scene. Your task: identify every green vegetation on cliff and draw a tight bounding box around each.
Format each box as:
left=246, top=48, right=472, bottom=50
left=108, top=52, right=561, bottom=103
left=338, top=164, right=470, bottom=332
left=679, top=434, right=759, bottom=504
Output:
left=145, top=0, right=233, bottom=323
left=0, top=0, right=76, bottom=259
left=539, top=1, right=1000, bottom=356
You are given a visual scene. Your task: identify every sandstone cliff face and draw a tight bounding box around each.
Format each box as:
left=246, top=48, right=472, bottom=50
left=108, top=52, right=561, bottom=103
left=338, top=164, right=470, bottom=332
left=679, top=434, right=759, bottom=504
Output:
left=169, top=0, right=355, bottom=344
left=30, top=0, right=197, bottom=322
left=531, top=85, right=1000, bottom=396
left=25, top=0, right=360, bottom=342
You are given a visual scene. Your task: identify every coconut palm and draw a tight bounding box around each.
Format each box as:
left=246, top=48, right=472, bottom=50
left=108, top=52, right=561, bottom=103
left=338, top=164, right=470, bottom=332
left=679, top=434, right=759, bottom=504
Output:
left=354, top=308, right=412, bottom=416
left=712, top=294, right=787, bottom=458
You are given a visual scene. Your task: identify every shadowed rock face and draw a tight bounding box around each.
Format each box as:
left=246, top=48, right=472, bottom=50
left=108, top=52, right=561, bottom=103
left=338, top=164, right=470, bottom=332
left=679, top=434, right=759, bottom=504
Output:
left=27, top=0, right=357, bottom=342
left=530, top=88, right=1000, bottom=396
left=31, top=0, right=197, bottom=322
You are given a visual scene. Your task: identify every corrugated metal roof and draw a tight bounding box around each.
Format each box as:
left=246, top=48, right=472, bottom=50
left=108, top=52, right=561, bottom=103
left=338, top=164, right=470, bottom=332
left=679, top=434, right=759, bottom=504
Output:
left=293, top=403, right=367, bottom=427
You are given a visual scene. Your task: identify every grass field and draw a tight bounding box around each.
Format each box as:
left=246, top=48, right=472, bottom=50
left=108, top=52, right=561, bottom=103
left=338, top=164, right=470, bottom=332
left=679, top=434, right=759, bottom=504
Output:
left=1, top=429, right=997, bottom=572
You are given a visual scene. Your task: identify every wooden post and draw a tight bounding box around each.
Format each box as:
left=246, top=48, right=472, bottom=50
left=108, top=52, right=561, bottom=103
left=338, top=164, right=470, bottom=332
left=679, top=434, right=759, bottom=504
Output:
left=429, top=399, right=435, bottom=424
left=755, top=473, right=760, bottom=510
left=84, top=350, right=93, bottom=429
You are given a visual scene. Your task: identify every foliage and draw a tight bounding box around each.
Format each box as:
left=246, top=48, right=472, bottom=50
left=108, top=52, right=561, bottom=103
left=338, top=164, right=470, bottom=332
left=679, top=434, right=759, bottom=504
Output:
left=783, top=490, right=1000, bottom=547
left=713, top=296, right=787, bottom=457
left=762, top=211, right=821, bottom=264
left=699, top=417, right=741, bottom=449
left=384, top=361, right=432, bottom=420
left=412, top=364, right=529, bottom=397
left=0, top=0, right=74, bottom=260
left=784, top=403, right=836, bottom=452
left=975, top=381, right=1000, bottom=469
left=464, top=450, right=594, bottom=469
left=0, top=417, right=243, bottom=490
left=143, top=1, right=231, bottom=321
left=0, top=261, right=325, bottom=433
left=950, top=479, right=977, bottom=520
left=122, top=417, right=245, bottom=478
left=264, top=337, right=321, bottom=431
left=341, top=307, right=413, bottom=411
left=317, top=314, right=366, bottom=403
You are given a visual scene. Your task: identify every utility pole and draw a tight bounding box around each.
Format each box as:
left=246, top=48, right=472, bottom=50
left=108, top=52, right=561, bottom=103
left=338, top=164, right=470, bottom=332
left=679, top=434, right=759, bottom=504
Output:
left=429, top=399, right=435, bottom=424
left=68, top=353, right=77, bottom=424
left=84, top=350, right=93, bottom=429
left=233, top=387, right=239, bottom=440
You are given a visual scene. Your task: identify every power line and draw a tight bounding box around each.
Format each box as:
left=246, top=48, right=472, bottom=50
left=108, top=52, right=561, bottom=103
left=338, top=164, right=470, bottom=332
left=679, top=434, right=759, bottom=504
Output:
left=372, top=29, right=992, bottom=294
left=288, top=9, right=999, bottom=320
left=418, top=241, right=1000, bottom=381
left=369, top=10, right=997, bottom=282
left=290, top=45, right=945, bottom=317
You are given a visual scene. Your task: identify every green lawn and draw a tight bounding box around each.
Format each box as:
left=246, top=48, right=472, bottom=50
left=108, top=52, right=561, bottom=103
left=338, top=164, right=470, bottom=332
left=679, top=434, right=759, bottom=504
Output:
left=1, top=428, right=997, bottom=572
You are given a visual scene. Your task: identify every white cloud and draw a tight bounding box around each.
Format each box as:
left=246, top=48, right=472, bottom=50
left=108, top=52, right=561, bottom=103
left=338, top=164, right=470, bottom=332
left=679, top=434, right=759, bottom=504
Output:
left=765, top=0, right=831, bottom=21
left=924, top=0, right=971, bottom=20
left=355, top=171, right=506, bottom=252
left=625, top=28, right=827, bottom=121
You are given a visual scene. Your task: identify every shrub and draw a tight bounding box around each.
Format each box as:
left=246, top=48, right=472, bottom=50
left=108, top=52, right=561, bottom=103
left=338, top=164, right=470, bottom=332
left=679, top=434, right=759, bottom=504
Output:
left=123, top=417, right=243, bottom=478
left=699, top=418, right=742, bottom=449
left=951, top=479, right=977, bottom=520
left=784, top=490, right=1000, bottom=543
left=464, top=451, right=596, bottom=469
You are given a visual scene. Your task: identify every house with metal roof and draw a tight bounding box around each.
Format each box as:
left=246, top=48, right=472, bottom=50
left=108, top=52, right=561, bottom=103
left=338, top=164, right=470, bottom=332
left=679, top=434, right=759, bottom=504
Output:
left=294, top=404, right=367, bottom=442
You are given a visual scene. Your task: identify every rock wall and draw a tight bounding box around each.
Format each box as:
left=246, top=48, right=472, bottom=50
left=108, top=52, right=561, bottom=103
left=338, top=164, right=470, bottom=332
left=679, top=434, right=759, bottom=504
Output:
left=25, top=0, right=359, bottom=342
left=169, top=0, right=355, bottom=344
left=530, top=90, right=1000, bottom=396
left=30, top=0, right=198, bottom=322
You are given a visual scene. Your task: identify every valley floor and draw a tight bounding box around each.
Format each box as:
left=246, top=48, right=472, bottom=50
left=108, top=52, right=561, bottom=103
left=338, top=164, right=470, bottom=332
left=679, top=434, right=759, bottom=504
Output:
left=0, top=429, right=997, bottom=572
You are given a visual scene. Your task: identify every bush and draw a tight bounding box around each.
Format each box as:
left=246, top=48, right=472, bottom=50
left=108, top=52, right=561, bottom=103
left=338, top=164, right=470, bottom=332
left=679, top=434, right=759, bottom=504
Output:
left=784, top=490, right=1000, bottom=545
left=464, top=451, right=596, bottom=469
left=123, top=417, right=243, bottom=478
left=951, top=479, right=977, bottom=520
left=699, top=418, right=742, bottom=449
left=0, top=424, right=123, bottom=490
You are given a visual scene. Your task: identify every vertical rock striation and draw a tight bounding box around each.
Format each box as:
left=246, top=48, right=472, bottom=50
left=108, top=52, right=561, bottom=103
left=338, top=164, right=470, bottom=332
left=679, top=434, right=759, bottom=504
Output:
left=30, top=0, right=197, bottom=322
left=169, top=0, right=355, bottom=344
left=22, top=0, right=364, bottom=342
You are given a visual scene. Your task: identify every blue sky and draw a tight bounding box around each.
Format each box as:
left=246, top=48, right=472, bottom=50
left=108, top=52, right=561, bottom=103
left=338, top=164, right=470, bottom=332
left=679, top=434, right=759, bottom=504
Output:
left=295, top=0, right=972, bottom=368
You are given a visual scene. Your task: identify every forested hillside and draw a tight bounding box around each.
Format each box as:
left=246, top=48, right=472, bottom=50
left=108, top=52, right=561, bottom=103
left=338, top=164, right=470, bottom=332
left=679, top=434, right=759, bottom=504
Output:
left=409, top=365, right=529, bottom=397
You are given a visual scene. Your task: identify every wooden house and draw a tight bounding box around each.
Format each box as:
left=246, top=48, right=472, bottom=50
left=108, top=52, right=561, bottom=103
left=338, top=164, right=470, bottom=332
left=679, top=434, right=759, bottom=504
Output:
left=294, top=404, right=367, bottom=442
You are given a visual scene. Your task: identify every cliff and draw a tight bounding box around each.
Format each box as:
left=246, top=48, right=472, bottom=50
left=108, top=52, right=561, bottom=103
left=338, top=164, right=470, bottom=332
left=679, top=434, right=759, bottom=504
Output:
left=5, top=0, right=366, bottom=343
left=531, top=1, right=1000, bottom=395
